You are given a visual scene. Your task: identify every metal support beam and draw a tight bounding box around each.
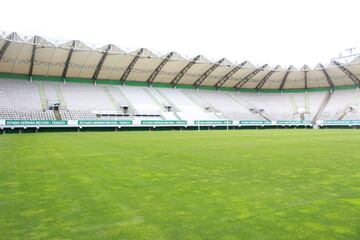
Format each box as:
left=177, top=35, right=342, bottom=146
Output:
left=0, top=40, right=11, bottom=62
left=170, top=55, right=201, bottom=86
left=193, top=58, right=225, bottom=87
left=61, top=40, right=76, bottom=80
left=319, top=64, right=334, bottom=89
left=255, top=66, right=278, bottom=90
left=333, top=60, right=360, bottom=86
left=120, top=48, right=144, bottom=83
left=234, top=64, right=268, bottom=88
left=92, top=44, right=112, bottom=81
left=304, top=65, right=308, bottom=90
left=0, top=33, right=24, bottom=63
left=28, top=36, right=38, bottom=79
left=214, top=61, right=247, bottom=88
left=147, top=52, right=174, bottom=84
left=279, top=66, right=292, bottom=90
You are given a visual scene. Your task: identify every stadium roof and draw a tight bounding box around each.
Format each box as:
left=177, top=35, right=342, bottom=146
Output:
left=1, top=31, right=360, bottom=90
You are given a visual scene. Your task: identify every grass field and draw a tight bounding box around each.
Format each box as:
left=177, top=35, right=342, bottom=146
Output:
left=1, top=129, right=360, bottom=240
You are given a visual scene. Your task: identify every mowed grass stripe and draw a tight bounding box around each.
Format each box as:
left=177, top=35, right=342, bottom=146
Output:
left=0, top=130, right=360, bottom=239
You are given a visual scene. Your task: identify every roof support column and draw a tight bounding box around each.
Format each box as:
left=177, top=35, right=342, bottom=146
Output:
left=28, top=36, right=39, bottom=81
left=333, top=61, right=360, bottom=86
left=304, top=65, right=308, bottom=91
left=0, top=41, right=11, bottom=62
left=120, top=48, right=144, bottom=84
left=92, top=44, right=112, bottom=83
left=279, top=66, right=292, bottom=91
left=319, top=64, right=334, bottom=90
left=0, top=32, right=18, bottom=62
left=61, top=40, right=76, bottom=81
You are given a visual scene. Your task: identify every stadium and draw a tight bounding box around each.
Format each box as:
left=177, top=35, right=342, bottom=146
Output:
left=1, top=1, right=360, bottom=239
left=1, top=31, right=360, bottom=131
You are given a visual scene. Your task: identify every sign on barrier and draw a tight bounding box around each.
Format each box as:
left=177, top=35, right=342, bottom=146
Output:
left=194, top=120, right=233, bottom=125
left=239, top=120, right=272, bottom=125
left=322, top=120, right=360, bottom=125
left=276, top=120, right=312, bottom=125
left=78, top=120, right=133, bottom=126
left=5, top=120, right=68, bottom=126
left=141, top=120, right=187, bottom=125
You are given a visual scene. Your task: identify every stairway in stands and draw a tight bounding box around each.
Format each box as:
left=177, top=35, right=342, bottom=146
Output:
left=227, top=93, right=270, bottom=120
left=338, top=92, right=360, bottom=120
left=117, top=87, right=137, bottom=114
left=305, top=92, right=310, bottom=113
left=182, top=90, right=222, bottom=119
left=195, top=92, right=225, bottom=116
left=54, top=83, right=67, bottom=110
left=153, top=89, right=182, bottom=120
left=289, top=94, right=304, bottom=120
left=143, top=88, right=165, bottom=110
left=313, top=90, right=332, bottom=123
left=102, top=86, right=122, bottom=112
left=182, top=91, right=207, bottom=111
left=143, top=88, right=167, bottom=119
left=37, top=82, right=48, bottom=110
left=289, top=95, right=297, bottom=113
left=53, top=109, right=62, bottom=120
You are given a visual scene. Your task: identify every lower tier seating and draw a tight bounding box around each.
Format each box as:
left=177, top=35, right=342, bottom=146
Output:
left=1, top=78, right=360, bottom=122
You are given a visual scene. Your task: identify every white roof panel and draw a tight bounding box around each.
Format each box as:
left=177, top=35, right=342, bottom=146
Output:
left=152, top=60, right=189, bottom=83
left=201, top=65, right=233, bottom=86
left=66, top=51, right=103, bottom=78
left=262, top=71, right=287, bottom=89
left=307, top=70, right=330, bottom=88
left=326, top=66, right=354, bottom=86
left=180, top=63, right=214, bottom=85
left=284, top=70, right=305, bottom=89
left=127, top=57, right=163, bottom=82
left=0, top=42, right=25, bottom=73
left=242, top=69, right=271, bottom=89
left=11, top=43, right=33, bottom=74
left=100, top=54, right=134, bottom=80
left=221, top=67, right=255, bottom=88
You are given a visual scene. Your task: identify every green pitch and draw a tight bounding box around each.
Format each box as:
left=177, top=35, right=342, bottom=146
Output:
left=1, top=130, right=360, bottom=240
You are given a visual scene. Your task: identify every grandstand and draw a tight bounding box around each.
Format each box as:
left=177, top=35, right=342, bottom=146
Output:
left=1, top=31, right=360, bottom=130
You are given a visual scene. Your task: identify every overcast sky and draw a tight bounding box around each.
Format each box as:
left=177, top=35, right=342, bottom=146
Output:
left=1, top=0, right=359, bottom=68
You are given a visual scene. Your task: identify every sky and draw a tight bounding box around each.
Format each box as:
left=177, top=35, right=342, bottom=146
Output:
left=1, top=0, right=359, bottom=68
